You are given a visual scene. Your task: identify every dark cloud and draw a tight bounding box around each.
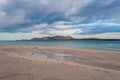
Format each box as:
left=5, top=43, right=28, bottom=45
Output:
left=0, top=0, right=120, bottom=35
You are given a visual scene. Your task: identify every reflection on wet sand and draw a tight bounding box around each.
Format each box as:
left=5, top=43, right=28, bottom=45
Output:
left=32, top=51, right=95, bottom=61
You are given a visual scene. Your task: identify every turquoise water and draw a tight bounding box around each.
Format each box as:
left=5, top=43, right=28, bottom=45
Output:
left=0, top=41, right=120, bottom=52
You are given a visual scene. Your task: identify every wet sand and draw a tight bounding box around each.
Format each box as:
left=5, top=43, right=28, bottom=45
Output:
left=0, top=45, right=120, bottom=80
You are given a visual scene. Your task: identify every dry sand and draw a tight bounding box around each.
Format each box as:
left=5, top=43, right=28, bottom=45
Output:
left=0, top=45, right=120, bottom=80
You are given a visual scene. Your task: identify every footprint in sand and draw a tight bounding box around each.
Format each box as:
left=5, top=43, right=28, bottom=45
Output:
left=0, top=74, right=34, bottom=80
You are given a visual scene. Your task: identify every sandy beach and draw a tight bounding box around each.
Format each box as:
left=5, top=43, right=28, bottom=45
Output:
left=0, top=45, right=120, bottom=80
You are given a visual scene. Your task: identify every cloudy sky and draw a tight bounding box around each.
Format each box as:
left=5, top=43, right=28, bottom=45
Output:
left=0, top=0, right=120, bottom=40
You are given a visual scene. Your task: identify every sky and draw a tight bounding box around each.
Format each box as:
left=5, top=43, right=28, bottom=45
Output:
left=0, top=0, right=120, bottom=40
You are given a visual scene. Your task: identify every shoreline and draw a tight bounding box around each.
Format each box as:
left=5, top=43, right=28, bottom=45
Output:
left=0, top=40, right=120, bottom=52
left=0, top=45, right=120, bottom=80
left=0, top=44, right=120, bottom=53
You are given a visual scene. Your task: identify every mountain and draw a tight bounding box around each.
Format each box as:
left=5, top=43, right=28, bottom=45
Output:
left=30, top=36, right=74, bottom=41
left=20, top=36, right=120, bottom=41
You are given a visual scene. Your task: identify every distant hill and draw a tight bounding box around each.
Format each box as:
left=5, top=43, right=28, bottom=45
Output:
left=20, top=36, right=120, bottom=41
left=81, top=38, right=120, bottom=41
left=30, top=36, right=74, bottom=41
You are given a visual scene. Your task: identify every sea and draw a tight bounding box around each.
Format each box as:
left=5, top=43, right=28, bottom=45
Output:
left=0, top=40, right=120, bottom=52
